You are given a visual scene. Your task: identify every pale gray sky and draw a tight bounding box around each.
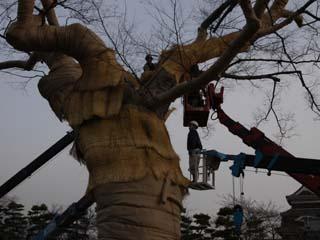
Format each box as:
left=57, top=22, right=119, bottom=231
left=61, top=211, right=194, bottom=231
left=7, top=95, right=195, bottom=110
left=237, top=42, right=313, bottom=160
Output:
left=0, top=0, right=319, bottom=216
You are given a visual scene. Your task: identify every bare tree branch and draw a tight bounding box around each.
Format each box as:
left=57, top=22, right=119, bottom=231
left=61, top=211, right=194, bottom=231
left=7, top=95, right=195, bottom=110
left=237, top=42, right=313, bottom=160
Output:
left=40, top=0, right=60, bottom=26
left=199, top=0, right=238, bottom=33
left=256, top=81, right=277, bottom=127
left=229, top=57, right=320, bottom=67
left=150, top=0, right=261, bottom=108
left=0, top=53, right=39, bottom=71
left=91, top=0, right=140, bottom=84
left=223, top=70, right=301, bottom=82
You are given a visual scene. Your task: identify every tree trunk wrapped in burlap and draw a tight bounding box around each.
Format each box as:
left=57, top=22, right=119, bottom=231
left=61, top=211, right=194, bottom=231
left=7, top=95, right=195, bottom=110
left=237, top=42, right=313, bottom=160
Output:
left=76, top=105, right=188, bottom=240
left=94, top=175, right=184, bottom=240
left=77, top=104, right=189, bottom=191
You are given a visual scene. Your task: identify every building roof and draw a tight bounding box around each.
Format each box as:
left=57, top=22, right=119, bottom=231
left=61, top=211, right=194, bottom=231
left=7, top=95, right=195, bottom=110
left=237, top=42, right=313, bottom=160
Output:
left=286, top=186, right=320, bottom=207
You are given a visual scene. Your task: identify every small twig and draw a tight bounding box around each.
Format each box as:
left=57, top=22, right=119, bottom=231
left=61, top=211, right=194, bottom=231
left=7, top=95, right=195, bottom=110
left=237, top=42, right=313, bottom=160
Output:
left=264, top=3, right=320, bottom=116
left=256, top=80, right=277, bottom=127
left=91, top=0, right=141, bottom=84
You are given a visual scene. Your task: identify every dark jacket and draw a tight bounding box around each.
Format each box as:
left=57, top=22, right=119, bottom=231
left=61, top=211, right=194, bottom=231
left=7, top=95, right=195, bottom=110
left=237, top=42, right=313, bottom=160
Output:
left=187, top=129, right=202, bottom=154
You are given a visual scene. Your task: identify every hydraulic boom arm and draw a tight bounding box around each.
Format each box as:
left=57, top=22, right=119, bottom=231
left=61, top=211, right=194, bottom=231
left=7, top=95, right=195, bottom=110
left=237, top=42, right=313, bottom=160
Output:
left=208, top=84, right=320, bottom=196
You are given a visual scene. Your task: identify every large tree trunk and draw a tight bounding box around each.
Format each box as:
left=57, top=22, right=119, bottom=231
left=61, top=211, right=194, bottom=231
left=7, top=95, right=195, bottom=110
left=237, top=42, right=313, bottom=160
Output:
left=94, top=175, right=184, bottom=240
left=74, top=104, right=189, bottom=239
left=5, top=3, right=189, bottom=239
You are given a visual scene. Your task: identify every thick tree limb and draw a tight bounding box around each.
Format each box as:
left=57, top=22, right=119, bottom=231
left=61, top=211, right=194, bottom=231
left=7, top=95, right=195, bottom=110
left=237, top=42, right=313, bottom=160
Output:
left=151, top=1, right=261, bottom=108
left=6, top=0, right=126, bottom=92
left=41, top=0, right=60, bottom=26
left=0, top=53, right=40, bottom=71
left=239, top=0, right=258, bottom=22
left=199, top=0, right=238, bottom=31
left=150, top=0, right=317, bottom=108
left=0, top=60, right=33, bottom=71
left=257, top=0, right=316, bottom=38
left=254, top=0, right=270, bottom=18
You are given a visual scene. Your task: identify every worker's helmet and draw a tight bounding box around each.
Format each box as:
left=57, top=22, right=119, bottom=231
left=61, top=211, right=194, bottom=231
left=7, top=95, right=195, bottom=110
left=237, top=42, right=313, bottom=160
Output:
left=145, top=54, right=153, bottom=61
left=189, top=121, right=199, bottom=128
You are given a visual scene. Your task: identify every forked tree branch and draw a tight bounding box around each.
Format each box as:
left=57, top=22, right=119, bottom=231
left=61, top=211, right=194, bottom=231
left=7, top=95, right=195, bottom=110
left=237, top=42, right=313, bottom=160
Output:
left=40, top=0, right=60, bottom=26
left=151, top=0, right=260, bottom=108
left=151, top=0, right=317, bottom=108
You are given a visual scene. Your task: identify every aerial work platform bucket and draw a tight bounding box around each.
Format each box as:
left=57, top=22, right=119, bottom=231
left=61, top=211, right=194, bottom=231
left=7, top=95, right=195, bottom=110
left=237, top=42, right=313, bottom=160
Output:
left=189, top=153, right=220, bottom=190
left=183, top=88, right=210, bottom=127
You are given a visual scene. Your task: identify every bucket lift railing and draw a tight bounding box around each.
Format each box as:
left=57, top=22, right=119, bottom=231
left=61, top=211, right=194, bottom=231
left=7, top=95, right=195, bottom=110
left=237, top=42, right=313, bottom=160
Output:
left=189, top=153, right=220, bottom=190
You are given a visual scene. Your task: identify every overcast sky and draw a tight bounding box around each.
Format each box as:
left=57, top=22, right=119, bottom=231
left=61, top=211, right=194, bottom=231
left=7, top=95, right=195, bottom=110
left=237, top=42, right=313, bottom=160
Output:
left=0, top=0, right=319, bottom=216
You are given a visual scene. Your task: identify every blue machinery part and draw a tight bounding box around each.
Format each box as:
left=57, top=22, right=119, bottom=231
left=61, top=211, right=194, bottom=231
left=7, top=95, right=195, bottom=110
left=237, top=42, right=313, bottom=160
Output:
left=203, top=149, right=320, bottom=177
left=230, top=153, right=246, bottom=177
left=31, top=193, right=94, bottom=240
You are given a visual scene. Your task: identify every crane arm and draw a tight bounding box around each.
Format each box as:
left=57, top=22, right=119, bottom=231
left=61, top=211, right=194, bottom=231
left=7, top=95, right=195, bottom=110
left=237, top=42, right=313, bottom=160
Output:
left=208, top=84, right=320, bottom=196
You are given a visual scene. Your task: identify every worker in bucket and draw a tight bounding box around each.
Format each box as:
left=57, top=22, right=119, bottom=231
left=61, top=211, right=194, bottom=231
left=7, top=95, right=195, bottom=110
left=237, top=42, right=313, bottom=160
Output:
left=187, top=121, right=203, bottom=182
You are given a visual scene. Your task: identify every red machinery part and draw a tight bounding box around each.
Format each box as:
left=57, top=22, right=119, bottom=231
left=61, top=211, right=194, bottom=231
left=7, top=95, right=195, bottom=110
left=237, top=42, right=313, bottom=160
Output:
left=183, top=89, right=211, bottom=127
left=209, top=84, right=320, bottom=197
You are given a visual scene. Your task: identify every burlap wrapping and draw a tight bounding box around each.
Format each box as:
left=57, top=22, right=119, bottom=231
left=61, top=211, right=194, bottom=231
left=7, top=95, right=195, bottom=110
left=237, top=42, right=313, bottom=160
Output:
left=38, top=55, right=125, bottom=126
left=38, top=55, right=81, bottom=120
left=63, top=85, right=124, bottom=127
left=94, top=174, right=184, bottom=240
left=7, top=1, right=127, bottom=91
left=159, top=32, right=241, bottom=83
left=77, top=104, right=190, bottom=192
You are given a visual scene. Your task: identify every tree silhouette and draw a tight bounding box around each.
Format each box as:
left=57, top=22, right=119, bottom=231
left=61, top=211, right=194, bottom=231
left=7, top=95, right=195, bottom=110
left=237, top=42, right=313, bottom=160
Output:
left=3, top=201, right=28, bottom=240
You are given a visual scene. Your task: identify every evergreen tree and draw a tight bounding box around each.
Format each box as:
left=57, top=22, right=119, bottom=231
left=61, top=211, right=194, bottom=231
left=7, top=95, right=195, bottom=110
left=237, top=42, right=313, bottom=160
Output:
left=181, top=213, right=214, bottom=240
left=0, top=200, right=98, bottom=239
left=26, top=203, right=55, bottom=239
left=192, top=213, right=214, bottom=240
left=0, top=203, right=7, bottom=239
left=245, top=214, right=266, bottom=240
left=181, top=214, right=194, bottom=240
left=3, top=201, right=27, bottom=240
left=213, top=207, right=238, bottom=240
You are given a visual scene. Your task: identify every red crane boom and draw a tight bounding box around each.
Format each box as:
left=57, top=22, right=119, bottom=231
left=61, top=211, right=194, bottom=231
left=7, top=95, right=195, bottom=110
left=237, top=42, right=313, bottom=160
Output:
left=208, top=84, right=320, bottom=196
